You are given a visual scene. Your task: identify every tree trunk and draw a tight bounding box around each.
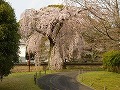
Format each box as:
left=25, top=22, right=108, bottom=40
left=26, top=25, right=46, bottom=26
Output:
left=48, top=37, right=63, bottom=70
left=48, top=37, right=54, bottom=69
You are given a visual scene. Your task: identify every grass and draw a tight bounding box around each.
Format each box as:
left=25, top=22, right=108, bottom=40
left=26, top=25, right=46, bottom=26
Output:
left=0, top=72, right=41, bottom=90
left=0, top=69, right=76, bottom=90
left=77, top=71, right=120, bottom=90
left=0, top=70, right=60, bottom=90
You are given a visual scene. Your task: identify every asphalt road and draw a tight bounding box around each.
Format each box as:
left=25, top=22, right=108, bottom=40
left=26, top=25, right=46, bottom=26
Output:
left=37, top=71, right=93, bottom=90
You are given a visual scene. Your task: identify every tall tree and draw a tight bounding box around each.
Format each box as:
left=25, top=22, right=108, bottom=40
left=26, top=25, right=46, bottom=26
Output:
left=19, top=6, right=87, bottom=70
left=0, top=0, right=20, bottom=79
left=63, top=0, right=120, bottom=42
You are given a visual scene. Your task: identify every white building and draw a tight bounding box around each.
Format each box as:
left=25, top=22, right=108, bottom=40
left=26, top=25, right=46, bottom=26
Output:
left=19, top=39, right=26, bottom=63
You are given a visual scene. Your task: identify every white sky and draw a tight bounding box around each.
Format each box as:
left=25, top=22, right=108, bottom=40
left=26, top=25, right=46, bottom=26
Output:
left=5, top=0, right=63, bottom=21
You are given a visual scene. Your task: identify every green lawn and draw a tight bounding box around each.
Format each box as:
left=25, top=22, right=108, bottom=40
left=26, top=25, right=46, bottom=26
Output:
left=0, top=70, right=58, bottom=90
left=0, top=72, right=41, bottom=90
left=77, top=71, right=120, bottom=90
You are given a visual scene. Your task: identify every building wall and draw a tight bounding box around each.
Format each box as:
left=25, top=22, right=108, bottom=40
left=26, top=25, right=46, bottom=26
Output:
left=19, top=44, right=26, bottom=63
left=11, top=64, right=47, bottom=72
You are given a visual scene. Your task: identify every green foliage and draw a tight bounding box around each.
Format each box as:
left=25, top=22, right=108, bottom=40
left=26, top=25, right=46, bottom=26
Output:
left=48, top=4, right=64, bottom=9
left=102, top=50, right=120, bottom=73
left=0, top=0, right=20, bottom=77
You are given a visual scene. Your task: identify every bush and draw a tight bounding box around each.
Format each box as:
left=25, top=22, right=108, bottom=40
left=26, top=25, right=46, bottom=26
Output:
left=48, top=4, right=64, bottom=9
left=102, top=50, right=120, bottom=73
left=0, top=0, right=20, bottom=77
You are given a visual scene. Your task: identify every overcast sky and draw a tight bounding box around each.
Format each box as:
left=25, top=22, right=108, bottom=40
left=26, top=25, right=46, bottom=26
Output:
left=6, top=0, right=63, bottom=21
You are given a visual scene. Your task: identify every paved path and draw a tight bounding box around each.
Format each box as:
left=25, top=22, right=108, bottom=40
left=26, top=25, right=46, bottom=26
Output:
left=37, top=71, right=93, bottom=90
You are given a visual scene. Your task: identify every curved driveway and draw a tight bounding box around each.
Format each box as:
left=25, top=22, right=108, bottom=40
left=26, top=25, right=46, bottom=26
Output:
left=37, top=71, right=93, bottom=90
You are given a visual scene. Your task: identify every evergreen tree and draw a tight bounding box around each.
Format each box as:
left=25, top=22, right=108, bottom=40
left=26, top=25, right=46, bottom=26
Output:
left=0, top=0, right=20, bottom=79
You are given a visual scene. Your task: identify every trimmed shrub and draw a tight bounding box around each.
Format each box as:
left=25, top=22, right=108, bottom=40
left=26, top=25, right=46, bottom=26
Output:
left=102, top=50, right=120, bottom=73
